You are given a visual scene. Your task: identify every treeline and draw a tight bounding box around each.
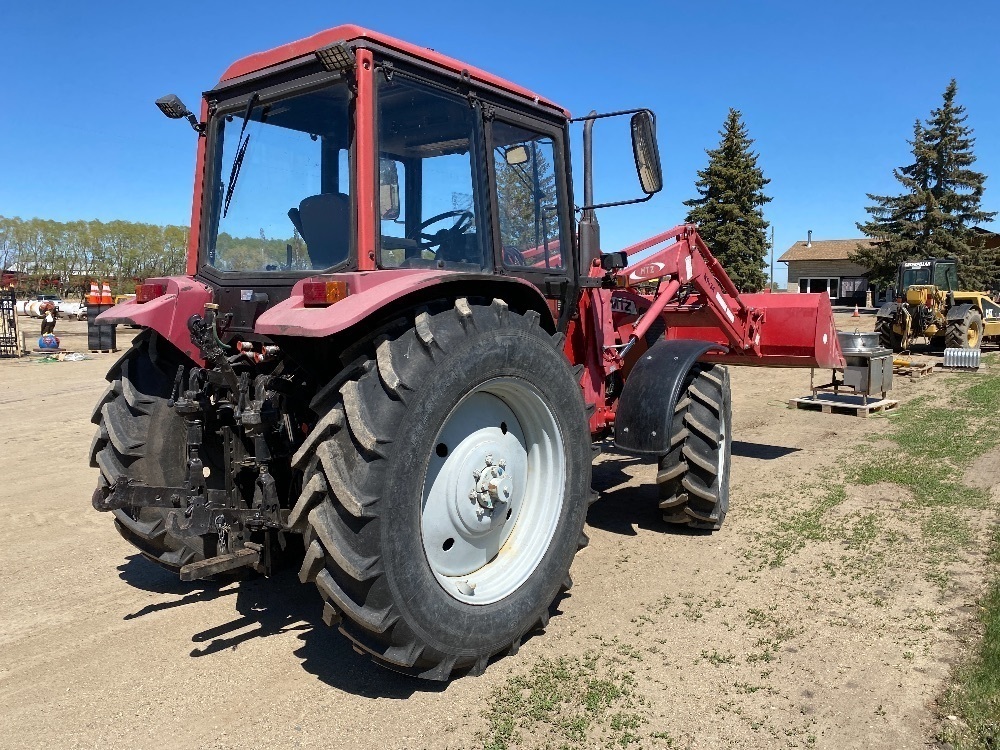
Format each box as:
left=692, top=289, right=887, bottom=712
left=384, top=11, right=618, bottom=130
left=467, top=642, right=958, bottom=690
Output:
left=0, top=216, right=188, bottom=296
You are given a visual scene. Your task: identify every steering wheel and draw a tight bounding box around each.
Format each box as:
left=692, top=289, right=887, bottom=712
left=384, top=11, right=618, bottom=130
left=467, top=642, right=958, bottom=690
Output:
left=417, top=210, right=474, bottom=257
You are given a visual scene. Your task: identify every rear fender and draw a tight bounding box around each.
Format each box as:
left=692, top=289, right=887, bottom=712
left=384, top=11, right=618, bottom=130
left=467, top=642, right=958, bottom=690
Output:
left=614, top=339, right=720, bottom=455
left=95, top=276, right=212, bottom=365
left=254, top=270, right=555, bottom=337
left=946, top=303, right=974, bottom=323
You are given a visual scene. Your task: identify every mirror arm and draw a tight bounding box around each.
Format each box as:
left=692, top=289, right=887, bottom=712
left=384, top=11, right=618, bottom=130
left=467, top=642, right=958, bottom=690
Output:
left=578, top=111, right=600, bottom=272
left=578, top=193, right=655, bottom=212
left=186, top=114, right=206, bottom=135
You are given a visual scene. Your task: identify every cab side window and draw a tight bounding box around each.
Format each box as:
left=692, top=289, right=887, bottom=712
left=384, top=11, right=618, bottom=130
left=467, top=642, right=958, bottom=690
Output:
left=492, top=121, right=563, bottom=271
left=377, top=76, right=486, bottom=269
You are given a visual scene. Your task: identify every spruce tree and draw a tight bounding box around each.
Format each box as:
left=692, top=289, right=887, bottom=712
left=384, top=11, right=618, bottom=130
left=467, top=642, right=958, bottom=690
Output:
left=855, top=80, right=996, bottom=290
left=684, top=109, right=771, bottom=293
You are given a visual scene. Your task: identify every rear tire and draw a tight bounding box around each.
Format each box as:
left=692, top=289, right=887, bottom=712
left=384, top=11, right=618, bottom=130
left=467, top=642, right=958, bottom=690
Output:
left=292, top=299, right=592, bottom=680
left=90, top=331, right=215, bottom=570
left=875, top=317, right=902, bottom=351
left=945, top=309, right=983, bottom=350
left=657, top=364, right=732, bottom=531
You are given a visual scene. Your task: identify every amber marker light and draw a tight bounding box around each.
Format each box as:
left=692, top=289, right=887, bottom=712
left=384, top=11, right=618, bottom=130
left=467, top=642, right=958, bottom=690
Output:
left=302, top=280, right=349, bottom=307
left=135, top=283, right=166, bottom=303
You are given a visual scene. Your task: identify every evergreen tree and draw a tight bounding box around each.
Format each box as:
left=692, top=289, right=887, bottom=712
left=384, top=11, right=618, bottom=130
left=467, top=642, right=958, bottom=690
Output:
left=684, top=109, right=771, bottom=292
left=855, top=80, right=996, bottom=289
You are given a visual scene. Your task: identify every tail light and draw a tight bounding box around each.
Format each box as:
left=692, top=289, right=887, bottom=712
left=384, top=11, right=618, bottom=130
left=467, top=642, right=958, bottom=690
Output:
left=135, top=283, right=166, bottom=303
left=303, top=280, right=349, bottom=307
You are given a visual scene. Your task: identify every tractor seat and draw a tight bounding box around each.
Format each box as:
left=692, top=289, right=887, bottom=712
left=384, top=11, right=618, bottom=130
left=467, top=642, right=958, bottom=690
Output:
left=287, top=192, right=350, bottom=269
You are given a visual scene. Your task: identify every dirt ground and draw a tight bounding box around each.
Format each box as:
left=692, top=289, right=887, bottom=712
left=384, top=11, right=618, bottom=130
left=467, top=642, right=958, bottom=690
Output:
left=0, top=313, right=995, bottom=749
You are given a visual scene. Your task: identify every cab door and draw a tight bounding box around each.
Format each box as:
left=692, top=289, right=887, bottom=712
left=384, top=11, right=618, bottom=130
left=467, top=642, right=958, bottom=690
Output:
left=485, top=110, right=576, bottom=326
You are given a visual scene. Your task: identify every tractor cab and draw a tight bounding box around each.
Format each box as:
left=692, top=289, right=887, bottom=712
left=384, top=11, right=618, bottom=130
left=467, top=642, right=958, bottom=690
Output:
left=142, top=27, right=660, bottom=343
left=898, top=258, right=957, bottom=305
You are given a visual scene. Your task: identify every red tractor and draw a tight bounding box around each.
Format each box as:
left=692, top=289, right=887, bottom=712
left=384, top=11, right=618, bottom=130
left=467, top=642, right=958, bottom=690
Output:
left=91, top=25, right=845, bottom=680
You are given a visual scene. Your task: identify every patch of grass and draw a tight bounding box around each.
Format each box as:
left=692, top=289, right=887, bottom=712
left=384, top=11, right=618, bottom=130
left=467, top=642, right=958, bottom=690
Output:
left=845, top=382, right=1000, bottom=508
left=477, top=651, right=649, bottom=750
left=700, top=649, right=736, bottom=666
left=937, top=525, right=1000, bottom=750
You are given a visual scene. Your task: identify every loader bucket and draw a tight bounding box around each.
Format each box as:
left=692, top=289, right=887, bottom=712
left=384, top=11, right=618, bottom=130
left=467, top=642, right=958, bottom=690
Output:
left=665, top=292, right=846, bottom=370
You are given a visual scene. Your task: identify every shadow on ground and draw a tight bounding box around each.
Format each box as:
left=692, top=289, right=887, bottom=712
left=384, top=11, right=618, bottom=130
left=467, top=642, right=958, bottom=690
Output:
left=116, top=553, right=559, bottom=697
left=586, top=439, right=799, bottom=535
left=732, top=440, right=800, bottom=460
left=586, top=447, right=714, bottom=538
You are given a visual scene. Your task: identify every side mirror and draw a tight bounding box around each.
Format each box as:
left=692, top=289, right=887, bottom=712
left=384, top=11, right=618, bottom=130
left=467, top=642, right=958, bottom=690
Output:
left=504, top=145, right=529, bottom=166
left=379, top=158, right=401, bottom=221
left=630, top=111, right=662, bottom=195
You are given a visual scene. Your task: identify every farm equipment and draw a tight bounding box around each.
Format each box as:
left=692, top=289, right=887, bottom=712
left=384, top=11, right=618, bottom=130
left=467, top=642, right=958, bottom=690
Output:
left=875, top=258, right=1000, bottom=351
left=90, top=25, right=846, bottom=680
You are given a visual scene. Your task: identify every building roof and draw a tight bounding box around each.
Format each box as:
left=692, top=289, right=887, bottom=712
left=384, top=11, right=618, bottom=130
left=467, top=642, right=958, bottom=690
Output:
left=778, top=238, right=876, bottom=263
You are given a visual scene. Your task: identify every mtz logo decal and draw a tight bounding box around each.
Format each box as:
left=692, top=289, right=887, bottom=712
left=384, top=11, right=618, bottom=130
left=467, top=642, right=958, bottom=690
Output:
left=610, top=296, right=638, bottom=315
left=629, top=261, right=665, bottom=282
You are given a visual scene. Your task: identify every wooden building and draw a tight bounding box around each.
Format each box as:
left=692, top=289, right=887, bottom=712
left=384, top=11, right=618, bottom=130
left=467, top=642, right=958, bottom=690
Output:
left=778, top=232, right=876, bottom=305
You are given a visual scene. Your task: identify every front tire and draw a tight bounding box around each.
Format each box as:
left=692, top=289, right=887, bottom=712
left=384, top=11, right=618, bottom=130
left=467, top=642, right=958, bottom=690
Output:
left=875, top=317, right=902, bottom=351
left=292, top=299, right=592, bottom=679
left=657, top=364, right=732, bottom=530
left=945, top=309, right=983, bottom=350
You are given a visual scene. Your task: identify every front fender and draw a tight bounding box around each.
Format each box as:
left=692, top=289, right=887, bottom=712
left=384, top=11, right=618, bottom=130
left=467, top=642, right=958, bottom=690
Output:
left=946, top=303, right=973, bottom=323
left=876, top=301, right=898, bottom=320
left=95, top=276, right=213, bottom=364
left=614, top=339, right=720, bottom=455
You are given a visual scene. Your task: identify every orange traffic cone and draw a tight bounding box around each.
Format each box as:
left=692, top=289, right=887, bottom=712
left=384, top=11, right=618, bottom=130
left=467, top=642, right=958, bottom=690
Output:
left=852, top=304, right=860, bottom=318
left=87, top=281, right=100, bottom=305
left=100, top=282, right=113, bottom=305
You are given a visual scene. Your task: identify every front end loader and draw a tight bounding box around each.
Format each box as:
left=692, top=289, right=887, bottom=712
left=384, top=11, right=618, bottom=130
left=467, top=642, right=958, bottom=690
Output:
left=90, top=25, right=845, bottom=680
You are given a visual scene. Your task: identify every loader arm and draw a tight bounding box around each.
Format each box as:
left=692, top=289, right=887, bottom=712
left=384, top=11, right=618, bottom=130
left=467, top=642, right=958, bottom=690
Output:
left=578, top=224, right=846, bottom=438
left=603, top=224, right=845, bottom=371
left=616, top=224, right=766, bottom=356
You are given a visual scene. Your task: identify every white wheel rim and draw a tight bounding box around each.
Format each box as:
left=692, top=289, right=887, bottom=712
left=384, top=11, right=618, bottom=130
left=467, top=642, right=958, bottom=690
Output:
left=420, top=377, right=566, bottom=605
left=718, top=404, right=729, bottom=479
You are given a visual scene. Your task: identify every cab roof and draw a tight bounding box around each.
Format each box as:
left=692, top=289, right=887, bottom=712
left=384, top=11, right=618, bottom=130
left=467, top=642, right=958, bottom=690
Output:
left=218, top=24, right=569, bottom=118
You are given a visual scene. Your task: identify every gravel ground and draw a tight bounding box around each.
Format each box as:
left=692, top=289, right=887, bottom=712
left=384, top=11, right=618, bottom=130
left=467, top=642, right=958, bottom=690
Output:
left=0, top=313, right=995, bottom=749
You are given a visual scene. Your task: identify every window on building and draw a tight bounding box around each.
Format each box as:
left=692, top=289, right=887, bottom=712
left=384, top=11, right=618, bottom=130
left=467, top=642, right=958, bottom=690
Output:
left=797, top=277, right=840, bottom=298
left=841, top=277, right=868, bottom=297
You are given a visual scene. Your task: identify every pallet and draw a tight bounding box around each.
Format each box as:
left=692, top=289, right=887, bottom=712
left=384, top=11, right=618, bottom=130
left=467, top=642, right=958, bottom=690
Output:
left=788, top=395, right=899, bottom=418
left=89, top=349, right=119, bottom=354
left=893, top=362, right=935, bottom=379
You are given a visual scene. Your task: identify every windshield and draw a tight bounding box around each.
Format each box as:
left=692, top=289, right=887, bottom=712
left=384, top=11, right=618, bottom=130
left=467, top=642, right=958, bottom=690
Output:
left=901, top=266, right=931, bottom=288
left=207, top=81, right=353, bottom=272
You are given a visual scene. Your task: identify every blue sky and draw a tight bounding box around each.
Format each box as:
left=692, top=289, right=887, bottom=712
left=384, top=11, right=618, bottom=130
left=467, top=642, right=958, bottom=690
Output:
left=2, top=0, right=998, bottom=285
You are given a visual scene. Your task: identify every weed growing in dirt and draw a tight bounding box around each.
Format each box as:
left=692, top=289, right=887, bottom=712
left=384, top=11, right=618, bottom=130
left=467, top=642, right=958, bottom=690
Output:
left=937, top=524, right=1000, bottom=750
left=477, top=651, right=650, bottom=750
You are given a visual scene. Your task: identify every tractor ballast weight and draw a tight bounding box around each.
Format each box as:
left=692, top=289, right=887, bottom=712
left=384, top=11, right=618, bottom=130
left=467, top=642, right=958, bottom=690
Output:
left=91, top=24, right=846, bottom=680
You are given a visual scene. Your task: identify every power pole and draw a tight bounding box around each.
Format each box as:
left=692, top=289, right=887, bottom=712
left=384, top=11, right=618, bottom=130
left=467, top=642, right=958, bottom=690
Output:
left=769, top=226, right=775, bottom=291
